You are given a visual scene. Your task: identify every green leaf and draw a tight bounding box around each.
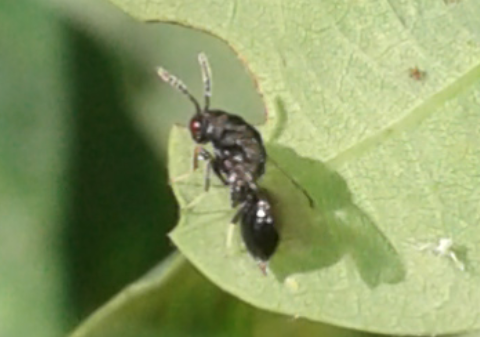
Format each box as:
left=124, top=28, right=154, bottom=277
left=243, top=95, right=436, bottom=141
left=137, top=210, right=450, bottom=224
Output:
left=69, top=253, right=378, bottom=337
left=110, top=0, right=480, bottom=334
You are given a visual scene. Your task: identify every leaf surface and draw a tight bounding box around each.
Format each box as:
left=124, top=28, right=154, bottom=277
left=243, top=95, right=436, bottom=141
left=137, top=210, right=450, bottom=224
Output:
left=111, top=0, right=480, bottom=334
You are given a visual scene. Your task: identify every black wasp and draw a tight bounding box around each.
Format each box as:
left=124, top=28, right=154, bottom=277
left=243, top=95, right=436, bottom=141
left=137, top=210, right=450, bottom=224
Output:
left=157, top=53, right=279, bottom=272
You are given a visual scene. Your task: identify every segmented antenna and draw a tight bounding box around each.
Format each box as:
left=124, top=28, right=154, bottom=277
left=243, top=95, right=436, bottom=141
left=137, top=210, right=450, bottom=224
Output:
left=157, top=67, right=201, bottom=114
left=198, top=53, right=212, bottom=110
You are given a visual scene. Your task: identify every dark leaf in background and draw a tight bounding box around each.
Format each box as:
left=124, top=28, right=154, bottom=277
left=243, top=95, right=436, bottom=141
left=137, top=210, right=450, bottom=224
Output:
left=63, top=23, right=177, bottom=318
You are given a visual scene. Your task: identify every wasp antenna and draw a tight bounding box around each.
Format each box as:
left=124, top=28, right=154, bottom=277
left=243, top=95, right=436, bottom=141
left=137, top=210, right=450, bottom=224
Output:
left=157, top=67, right=202, bottom=115
left=198, top=53, right=212, bottom=110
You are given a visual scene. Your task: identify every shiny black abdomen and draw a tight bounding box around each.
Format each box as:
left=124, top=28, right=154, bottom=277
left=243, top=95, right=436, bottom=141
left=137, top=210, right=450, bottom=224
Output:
left=240, top=194, right=279, bottom=262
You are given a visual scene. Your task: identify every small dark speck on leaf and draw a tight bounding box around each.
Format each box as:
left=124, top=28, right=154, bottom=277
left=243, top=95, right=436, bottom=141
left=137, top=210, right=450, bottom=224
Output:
left=409, top=67, right=427, bottom=81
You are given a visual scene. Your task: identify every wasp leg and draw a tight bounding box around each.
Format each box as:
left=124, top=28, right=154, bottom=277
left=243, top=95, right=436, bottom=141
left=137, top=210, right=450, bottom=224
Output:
left=192, top=145, right=206, bottom=170
left=203, top=158, right=212, bottom=192
left=227, top=201, right=248, bottom=248
left=172, top=146, right=220, bottom=187
left=211, top=156, right=228, bottom=185
left=195, top=147, right=217, bottom=192
left=200, top=149, right=228, bottom=191
left=197, top=148, right=215, bottom=191
left=226, top=223, right=236, bottom=249
left=230, top=183, right=249, bottom=208
left=231, top=200, right=250, bottom=230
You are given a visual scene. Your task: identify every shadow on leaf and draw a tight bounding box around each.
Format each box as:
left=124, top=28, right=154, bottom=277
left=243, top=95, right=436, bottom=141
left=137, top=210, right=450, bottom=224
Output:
left=265, top=144, right=405, bottom=288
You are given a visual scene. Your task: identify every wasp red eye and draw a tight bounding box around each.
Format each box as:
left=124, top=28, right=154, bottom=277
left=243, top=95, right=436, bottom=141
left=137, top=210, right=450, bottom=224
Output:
left=189, top=118, right=204, bottom=142
left=190, top=119, right=202, bottom=133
